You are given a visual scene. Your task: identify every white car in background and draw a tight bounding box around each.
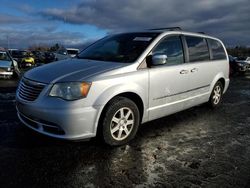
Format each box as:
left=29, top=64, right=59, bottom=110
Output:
left=67, top=48, right=80, bottom=58
left=54, top=48, right=79, bottom=61
left=0, top=48, right=20, bottom=78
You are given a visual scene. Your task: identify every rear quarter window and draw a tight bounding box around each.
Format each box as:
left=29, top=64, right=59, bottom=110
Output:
left=208, top=39, right=227, bottom=60
left=185, top=36, right=210, bottom=62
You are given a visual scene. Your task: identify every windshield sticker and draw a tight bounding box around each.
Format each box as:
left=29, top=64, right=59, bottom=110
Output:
left=133, top=37, right=152, bottom=41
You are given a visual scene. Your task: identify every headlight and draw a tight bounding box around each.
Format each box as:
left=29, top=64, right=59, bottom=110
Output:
left=237, top=63, right=244, bottom=67
left=49, top=82, right=91, bottom=100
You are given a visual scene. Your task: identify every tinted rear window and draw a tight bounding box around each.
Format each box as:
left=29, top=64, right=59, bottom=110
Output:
left=208, top=39, right=226, bottom=60
left=186, top=36, right=210, bottom=62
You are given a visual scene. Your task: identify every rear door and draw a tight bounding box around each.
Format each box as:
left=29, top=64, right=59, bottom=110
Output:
left=183, top=35, right=215, bottom=108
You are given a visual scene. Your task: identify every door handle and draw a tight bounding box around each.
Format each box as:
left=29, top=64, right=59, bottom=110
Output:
left=180, top=70, right=189, bottom=74
left=191, top=68, right=198, bottom=73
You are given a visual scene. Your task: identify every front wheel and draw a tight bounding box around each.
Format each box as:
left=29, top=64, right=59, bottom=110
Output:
left=100, top=97, right=140, bottom=146
left=208, top=81, right=223, bottom=108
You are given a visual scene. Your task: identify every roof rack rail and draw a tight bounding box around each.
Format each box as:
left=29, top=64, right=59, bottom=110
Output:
left=149, top=27, right=182, bottom=31
left=197, top=32, right=206, bottom=34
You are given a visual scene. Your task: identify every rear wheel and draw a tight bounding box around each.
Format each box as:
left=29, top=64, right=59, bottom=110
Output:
left=101, top=97, right=140, bottom=146
left=209, top=81, right=223, bottom=108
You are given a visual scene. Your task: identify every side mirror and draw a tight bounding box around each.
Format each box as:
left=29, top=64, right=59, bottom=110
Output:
left=152, top=54, right=168, bottom=66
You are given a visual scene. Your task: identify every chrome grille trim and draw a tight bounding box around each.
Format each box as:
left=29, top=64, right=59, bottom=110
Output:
left=18, top=78, right=46, bottom=101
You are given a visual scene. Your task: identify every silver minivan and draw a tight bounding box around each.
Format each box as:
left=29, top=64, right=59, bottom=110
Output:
left=16, top=28, right=229, bottom=146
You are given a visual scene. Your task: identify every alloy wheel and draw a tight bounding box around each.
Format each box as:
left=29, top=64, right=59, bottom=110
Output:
left=110, top=107, right=134, bottom=141
left=213, top=85, right=221, bottom=105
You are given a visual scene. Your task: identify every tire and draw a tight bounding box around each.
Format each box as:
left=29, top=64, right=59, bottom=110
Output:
left=100, top=97, right=140, bottom=146
left=208, top=81, right=223, bottom=108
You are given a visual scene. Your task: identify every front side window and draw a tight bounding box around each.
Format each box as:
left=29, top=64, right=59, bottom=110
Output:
left=78, top=33, right=159, bottom=63
left=152, top=36, right=184, bottom=65
left=208, top=39, right=226, bottom=60
left=186, top=36, right=210, bottom=62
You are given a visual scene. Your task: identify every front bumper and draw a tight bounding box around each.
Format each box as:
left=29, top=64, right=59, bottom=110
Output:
left=16, top=98, right=103, bottom=140
left=21, top=62, right=34, bottom=67
left=238, top=64, right=250, bottom=72
left=0, top=71, right=13, bottom=76
left=238, top=66, right=247, bottom=72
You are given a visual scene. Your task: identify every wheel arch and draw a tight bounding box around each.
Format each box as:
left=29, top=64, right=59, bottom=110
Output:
left=209, top=73, right=227, bottom=95
left=96, top=92, right=144, bottom=136
left=217, top=78, right=225, bottom=90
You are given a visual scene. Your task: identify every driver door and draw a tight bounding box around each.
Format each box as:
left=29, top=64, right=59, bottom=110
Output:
left=148, top=35, right=191, bottom=121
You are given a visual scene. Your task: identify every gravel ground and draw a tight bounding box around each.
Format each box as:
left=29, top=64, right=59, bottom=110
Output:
left=0, top=73, right=249, bottom=188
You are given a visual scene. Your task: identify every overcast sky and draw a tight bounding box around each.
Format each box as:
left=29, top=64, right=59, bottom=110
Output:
left=0, top=0, right=249, bottom=49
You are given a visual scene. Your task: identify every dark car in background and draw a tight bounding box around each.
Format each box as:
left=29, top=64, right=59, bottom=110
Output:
left=32, top=51, right=55, bottom=65
left=236, top=56, right=250, bottom=67
left=0, top=48, right=20, bottom=79
left=9, top=50, right=25, bottom=65
left=43, top=52, right=55, bottom=64
left=229, top=55, right=249, bottom=75
left=32, top=51, right=45, bottom=64
left=10, top=50, right=35, bottom=68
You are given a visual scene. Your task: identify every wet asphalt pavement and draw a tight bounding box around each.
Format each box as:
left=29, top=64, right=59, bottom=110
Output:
left=0, top=74, right=250, bottom=188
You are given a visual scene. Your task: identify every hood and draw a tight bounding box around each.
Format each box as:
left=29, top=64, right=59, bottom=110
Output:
left=0, top=60, right=12, bottom=68
left=237, top=59, right=250, bottom=64
left=24, top=59, right=127, bottom=84
left=236, top=60, right=248, bottom=65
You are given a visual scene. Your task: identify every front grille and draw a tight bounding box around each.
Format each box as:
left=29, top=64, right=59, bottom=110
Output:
left=18, top=78, right=46, bottom=101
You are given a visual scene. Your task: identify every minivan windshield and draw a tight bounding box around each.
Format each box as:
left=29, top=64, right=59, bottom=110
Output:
left=78, top=32, right=159, bottom=63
